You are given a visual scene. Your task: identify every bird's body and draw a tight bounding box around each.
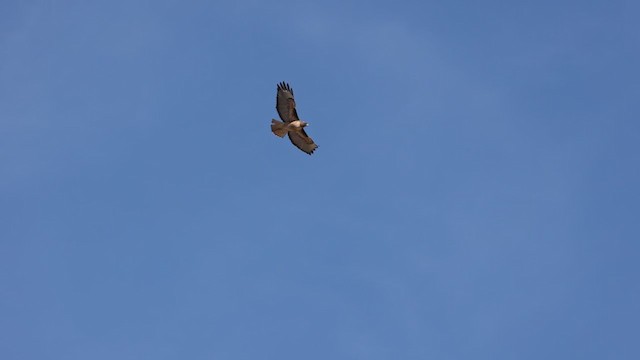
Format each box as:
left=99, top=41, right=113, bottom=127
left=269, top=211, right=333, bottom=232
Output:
left=270, top=82, right=318, bottom=155
left=271, top=119, right=306, bottom=136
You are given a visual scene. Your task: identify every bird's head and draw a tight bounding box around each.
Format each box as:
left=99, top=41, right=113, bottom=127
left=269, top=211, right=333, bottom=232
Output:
left=300, top=120, right=309, bottom=127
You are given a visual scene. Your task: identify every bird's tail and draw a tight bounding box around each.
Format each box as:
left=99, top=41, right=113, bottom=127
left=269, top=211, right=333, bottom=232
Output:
left=271, top=119, right=287, bottom=137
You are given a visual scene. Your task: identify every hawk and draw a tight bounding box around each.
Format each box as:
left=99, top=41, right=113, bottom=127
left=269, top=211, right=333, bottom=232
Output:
left=271, top=82, right=318, bottom=155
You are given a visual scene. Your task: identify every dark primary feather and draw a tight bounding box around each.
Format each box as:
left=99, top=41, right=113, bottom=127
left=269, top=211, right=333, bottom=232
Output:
left=276, top=82, right=299, bottom=123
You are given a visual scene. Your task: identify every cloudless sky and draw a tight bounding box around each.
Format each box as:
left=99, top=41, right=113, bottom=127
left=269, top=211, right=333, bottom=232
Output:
left=1, top=1, right=639, bottom=359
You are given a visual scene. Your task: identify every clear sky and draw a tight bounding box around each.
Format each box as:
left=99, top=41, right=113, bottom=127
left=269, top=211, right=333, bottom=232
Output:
left=1, top=1, right=639, bottom=359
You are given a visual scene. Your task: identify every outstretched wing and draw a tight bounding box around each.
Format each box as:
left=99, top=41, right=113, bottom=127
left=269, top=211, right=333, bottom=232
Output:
left=276, top=82, right=299, bottom=123
left=288, top=129, right=318, bottom=155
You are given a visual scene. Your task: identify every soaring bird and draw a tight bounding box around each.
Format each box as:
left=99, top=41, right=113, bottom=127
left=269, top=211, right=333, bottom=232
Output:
left=270, top=82, right=318, bottom=155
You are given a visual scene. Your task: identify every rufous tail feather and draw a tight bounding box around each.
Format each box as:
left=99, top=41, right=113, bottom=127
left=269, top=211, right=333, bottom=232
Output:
left=271, top=119, right=287, bottom=137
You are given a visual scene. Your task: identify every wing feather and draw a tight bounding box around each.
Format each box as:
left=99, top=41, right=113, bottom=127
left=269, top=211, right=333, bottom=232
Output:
left=276, top=82, right=299, bottom=123
left=288, top=129, right=318, bottom=155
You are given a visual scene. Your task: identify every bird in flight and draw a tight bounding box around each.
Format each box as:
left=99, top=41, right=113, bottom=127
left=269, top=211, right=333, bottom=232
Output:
left=270, top=82, right=318, bottom=155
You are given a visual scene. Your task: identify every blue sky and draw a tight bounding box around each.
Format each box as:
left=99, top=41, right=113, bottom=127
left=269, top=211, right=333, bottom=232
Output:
left=1, top=0, right=639, bottom=359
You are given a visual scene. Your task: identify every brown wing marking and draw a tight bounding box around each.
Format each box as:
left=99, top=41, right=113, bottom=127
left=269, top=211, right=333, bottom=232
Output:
left=288, top=129, right=318, bottom=155
left=276, top=82, right=299, bottom=123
